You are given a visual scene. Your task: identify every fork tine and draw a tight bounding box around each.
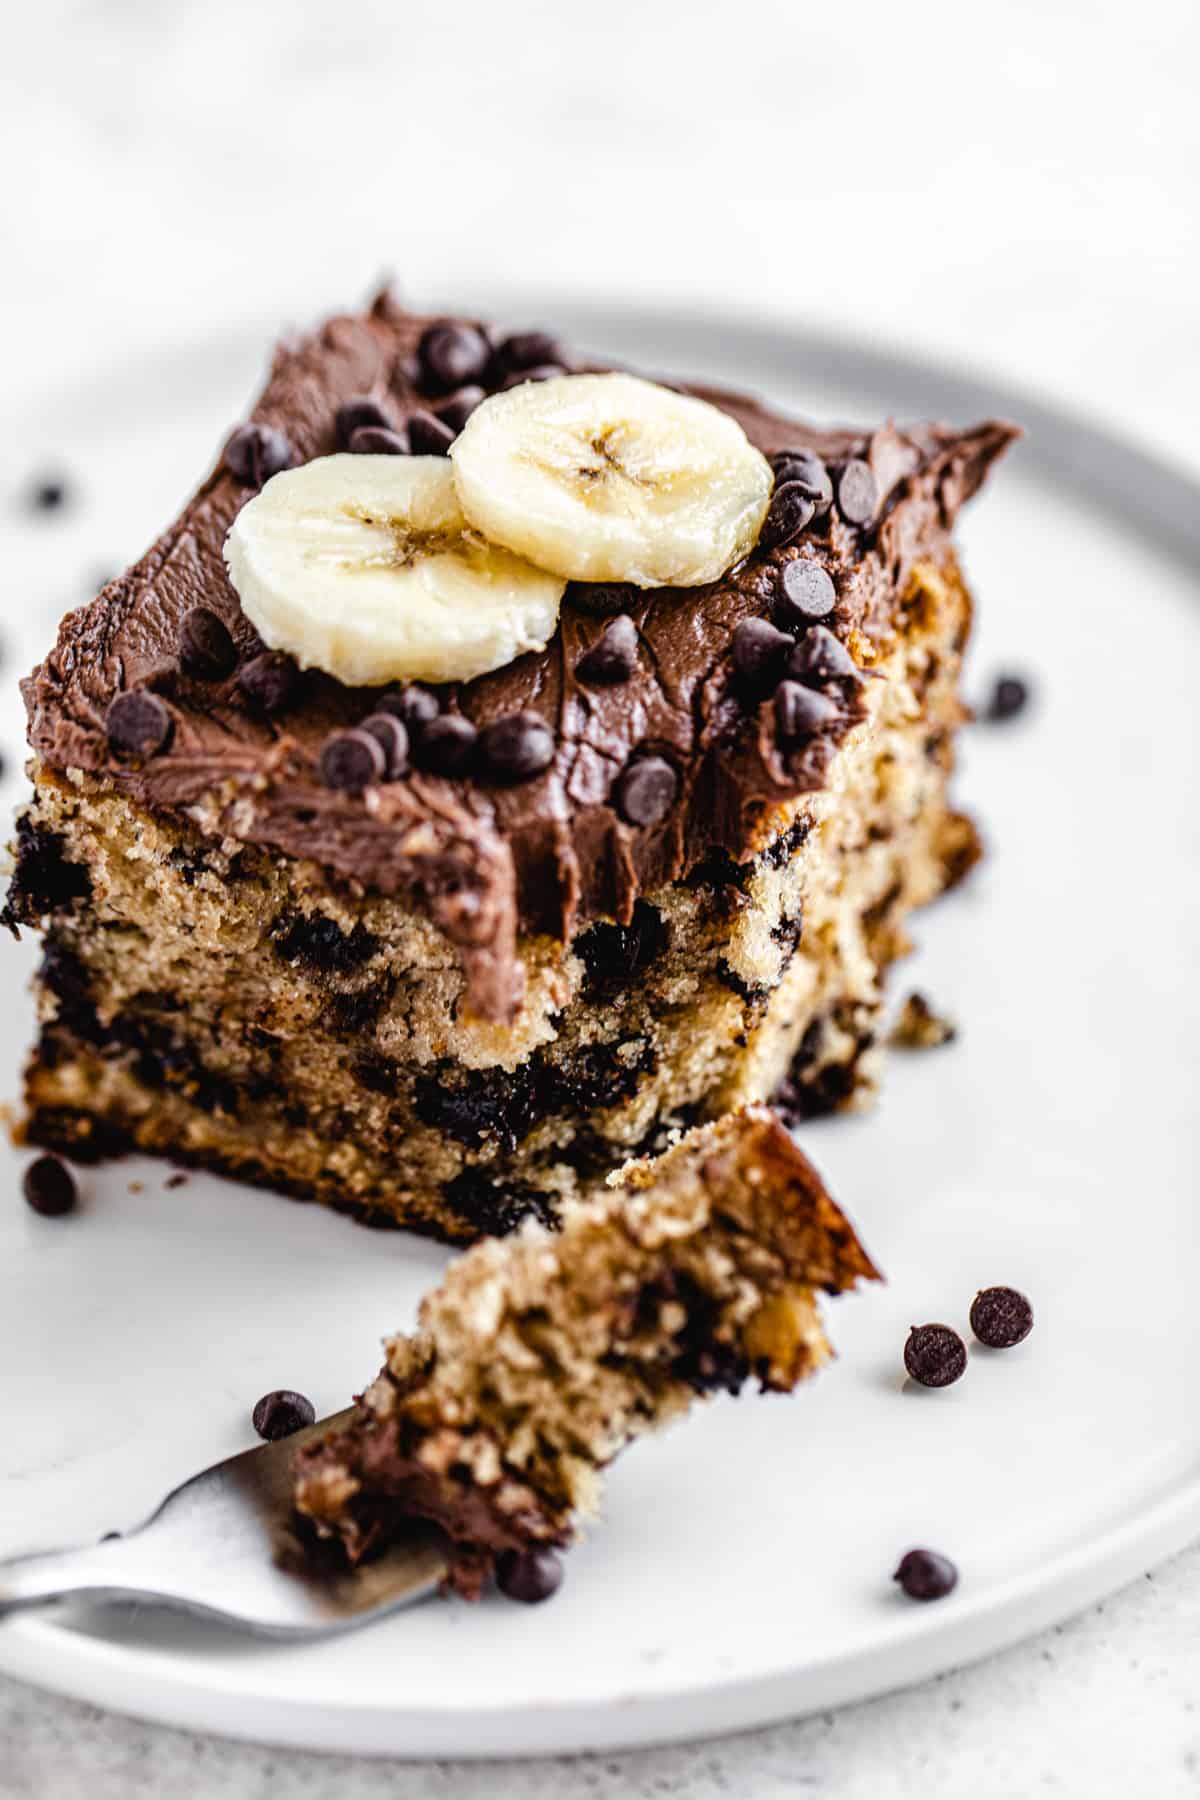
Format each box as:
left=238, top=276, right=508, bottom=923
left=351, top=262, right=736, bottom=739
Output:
left=0, top=1413, right=447, bottom=1637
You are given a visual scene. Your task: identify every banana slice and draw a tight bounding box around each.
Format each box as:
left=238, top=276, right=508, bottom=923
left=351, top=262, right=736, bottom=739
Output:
left=223, top=455, right=565, bottom=688
left=449, top=373, right=772, bottom=588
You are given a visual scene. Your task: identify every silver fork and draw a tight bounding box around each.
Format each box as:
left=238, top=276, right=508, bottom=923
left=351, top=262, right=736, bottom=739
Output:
left=0, top=1411, right=447, bottom=1638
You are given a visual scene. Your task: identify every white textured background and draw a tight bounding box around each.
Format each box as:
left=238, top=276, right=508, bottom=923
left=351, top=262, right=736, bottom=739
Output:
left=3, top=1, right=1199, bottom=1793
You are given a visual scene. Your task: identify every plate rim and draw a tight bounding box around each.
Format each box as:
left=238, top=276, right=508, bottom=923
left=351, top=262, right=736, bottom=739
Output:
left=4, top=1469, right=1200, bottom=1757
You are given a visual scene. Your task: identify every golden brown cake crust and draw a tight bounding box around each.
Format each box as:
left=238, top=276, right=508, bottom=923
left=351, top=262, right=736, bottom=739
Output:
left=5, top=298, right=1014, bottom=1240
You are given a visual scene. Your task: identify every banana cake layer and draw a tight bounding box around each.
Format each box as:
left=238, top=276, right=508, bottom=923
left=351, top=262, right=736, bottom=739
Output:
left=5, top=294, right=1015, bottom=1236
left=291, top=1106, right=879, bottom=1597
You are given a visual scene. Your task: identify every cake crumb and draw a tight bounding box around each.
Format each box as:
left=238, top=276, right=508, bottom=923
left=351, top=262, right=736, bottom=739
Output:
left=165, top=1172, right=188, bottom=1189
left=891, top=992, right=957, bottom=1050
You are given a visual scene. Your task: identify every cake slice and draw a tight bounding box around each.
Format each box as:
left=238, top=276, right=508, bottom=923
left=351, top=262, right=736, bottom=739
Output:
left=291, top=1105, right=878, bottom=1596
left=4, top=292, right=1016, bottom=1238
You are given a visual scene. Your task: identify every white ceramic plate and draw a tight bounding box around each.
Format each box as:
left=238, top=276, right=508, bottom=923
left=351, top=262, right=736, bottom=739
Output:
left=1, top=303, right=1198, bottom=1759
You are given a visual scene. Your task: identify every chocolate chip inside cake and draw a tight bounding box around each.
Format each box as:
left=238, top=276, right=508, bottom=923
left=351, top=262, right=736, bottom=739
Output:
left=4, top=293, right=1016, bottom=1239
left=291, top=1105, right=878, bottom=1595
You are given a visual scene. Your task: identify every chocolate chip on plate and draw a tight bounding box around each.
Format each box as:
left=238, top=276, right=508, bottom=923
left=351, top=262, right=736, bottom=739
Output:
left=251, top=1389, right=317, bottom=1442
left=27, top=473, right=71, bottom=514
left=777, top=559, right=836, bottom=626
left=348, top=424, right=410, bottom=456
left=22, top=1154, right=77, bottom=1218
left=238, top=651, right=298, bottom=715
left=360, top=712, right=409, bottom=779
left=969, top=1286, right=1034, bottom=1348
left=769, top=448, right=833, bottom=516
left=378, top=684, right=441, bottom=735
left=774, top=679, right=841, bottom=744
left=576, top=614, right=638, bottom=685
left=223, top=423, right=294, bottom=488
left=178, top=606, right=237, bottom=681
left=478, top=713, right=556, bottom=782
left=319, top=728, right=386, bottom=792
left=417, top=713, right=478, bottom=775
left=788, top=624, right=860, bottom=685
left=417, top=322, right=492, bottom=394
left=407, top=410, right=456, bottom=457
left=904, top=1323, right=967, bottom=1389
left=615, top=755, right=678, bottom=828
left=567, top=581, right=639, bottom=618
left=893, top=1548, right=958, bottom=1602
left=105, top=690, right=173, bottom=758
left=436, top=386, right=487, bottom=434
left=759, top=481, right=816, bottom=551
left=984, top=674, right=1031, bottom=722
left=496, top=1547, right=564, bottom=1605
left=835, top=458, right=878, bottom=526
left=336, top=394, right=395, bottom=446
left=732, top=617, right=792, bottom=687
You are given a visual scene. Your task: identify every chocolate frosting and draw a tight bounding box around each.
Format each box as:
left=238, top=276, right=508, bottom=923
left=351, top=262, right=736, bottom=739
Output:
left=22, top=292, right=1017, bottom=1020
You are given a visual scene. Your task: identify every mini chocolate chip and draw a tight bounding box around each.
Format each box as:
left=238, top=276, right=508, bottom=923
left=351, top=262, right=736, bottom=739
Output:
left=501, top=363, right=566, bottom=389
left=788, top=624, right=860, bottom=685
left=904, top=1323, right=967, bottom=1389
left=836, top=458, right=878, bottom=526
left=22, top=1154, right=77, bottom=1217
left=576, top=615, right=638, bottom=685
left=319, top=728, right=386, bottom=792
left=336, top=394, right=395, bottom=446
left=770, top=448, right=833, bottom=516
left=436, top=386, right=486, bottom=433
left=774, top=680, right=842, bottom=743
left=777, top=559, right=836, bottom=625
left=732, top=617, right=792, bottom=687
left=894, top=1548, right=958, bottom=1602
left=616, top=755, right=678, bottom=828
left=418, top=713, right=478, bottom=775
left=28, top=474, right=70, bottom=513
left=567, top=581, right=639, bottom=617
left=478, top=713, right=556, bottom=782
left=251, top=1389, right=316, bottom=1442
left=223, top=423, right=294, bottom=487
left=417, top=322, right=491, bottom=393
left=379, top=684, right=441, bottom=735
left=759, top=481, right=816, bottom=551
left=360, top=712, right=409, bottom=778
left=493, top=331, right=562, bottom=378
left=407, top=410, right=456, bottom=456
left=106, top=690, right=172, bottom=758
left=178, top=607, right=237, bottom=681
left=984, top=674, right=1031, bottom=722
left=239, top=651, right=298, bottom=715
left=349, top=425, right=410, bottom=456
left=969, top=1286, right=1034, bottom=1348
left=496, top=1547, right=563, bottom=1604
